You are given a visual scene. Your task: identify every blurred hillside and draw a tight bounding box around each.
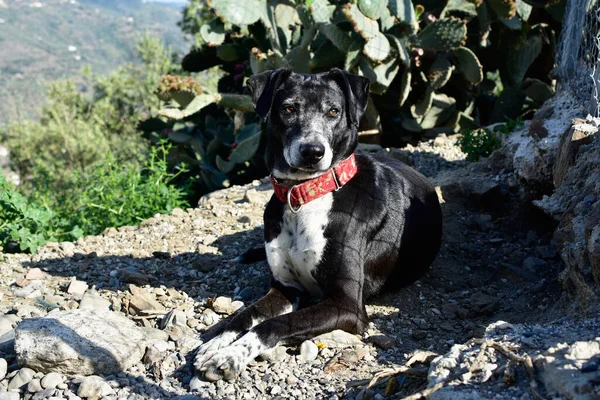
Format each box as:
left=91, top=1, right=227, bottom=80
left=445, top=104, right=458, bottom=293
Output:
left=0, top=0, right=187, bottom=125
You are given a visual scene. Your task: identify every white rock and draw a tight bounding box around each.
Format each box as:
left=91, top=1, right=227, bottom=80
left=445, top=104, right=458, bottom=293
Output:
left=77, top=375, right=114, bottom=398
left=41, top=372, right=63, bottom=389
left=15, top=309, right=147, bottom=375
left=300, top=340, right=318, bottom=362
left=312, top=330, right=363, bottom=348
left=8, top=367, right=35, bottom=390
left=79, top=293, right=110, bottom=310
left=0, top=358, right=7, bottom=380
left=67, top=280, right=88, bottom=298
left=0, top=393, right=20, bottom=400
left=0, top=315, right=20, bottom=336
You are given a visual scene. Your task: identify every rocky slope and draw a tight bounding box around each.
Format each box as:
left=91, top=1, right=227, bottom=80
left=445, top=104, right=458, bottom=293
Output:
left=0, top=129, right=599, bottom=400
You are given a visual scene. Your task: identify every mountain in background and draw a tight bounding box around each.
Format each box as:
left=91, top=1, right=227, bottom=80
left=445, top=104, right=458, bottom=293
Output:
left=0, top=0, right=189, bottom=125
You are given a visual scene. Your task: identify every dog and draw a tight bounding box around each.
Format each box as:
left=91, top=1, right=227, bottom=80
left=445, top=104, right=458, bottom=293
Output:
left=194, top=67, right=443, bottom=381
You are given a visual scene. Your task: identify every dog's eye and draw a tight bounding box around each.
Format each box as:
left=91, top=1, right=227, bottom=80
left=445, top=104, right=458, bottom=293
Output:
left=283, top=106, right=295, bottom=114
left=329, top=108, right=339, bottom=116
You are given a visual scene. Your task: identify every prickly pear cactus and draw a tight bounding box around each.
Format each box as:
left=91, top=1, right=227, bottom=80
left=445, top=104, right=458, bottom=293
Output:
left=411, top=18, right=467, bottom=51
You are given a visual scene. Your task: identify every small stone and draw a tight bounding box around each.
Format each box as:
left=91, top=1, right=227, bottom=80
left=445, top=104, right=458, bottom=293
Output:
left=14, top=281, right=44, bottom=299
left=79, top=294, right=110, bottom=310
left=25, top=268, right=45, bottom=280
left=128, top=286, right=165, bottom=315
left=243, top=189, right=263, bottom=204
left=161, top=310, right=187, bottom=329
left=523, top=256, right=547, bottom=271
left=119, top=268, right=150, bottom=285
left=201, top=309, right=219, bottom=326
left=32, top=389, right=56, bottom=400
left=77, top=375, right=114, bottom=398
left=300, top=340, right=318, bottom=362
left=8, top=367, right=35, bottom=390
left=0, top=358, right=7, bottom=380
left=312, top=330, right=363, bottom=348
left=67, top=280, right=88, bottom=298
left=367, top=335, right=396, bottom=350
left=152, top=251, right=171, bottom=259
left=411, top=331, right=427, bottom=340
left=211, top=297, right=243, bottom=315
left=0, top=393, right=20, bottom=400
left=0, top=315, right=20, bottom=336
left=27, top=378, right=42, bottom=393
left=41, top=372, right=63, bottom=389
left=258, top=346, right=288, bottom=363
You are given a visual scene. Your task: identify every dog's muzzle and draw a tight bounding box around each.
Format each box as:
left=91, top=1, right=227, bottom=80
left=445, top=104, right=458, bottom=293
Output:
left=285, top=136, right=333, bottom=171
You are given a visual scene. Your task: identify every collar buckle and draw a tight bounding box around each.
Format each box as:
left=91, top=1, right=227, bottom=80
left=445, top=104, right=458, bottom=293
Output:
left=286, top=185, right=302, bottom=213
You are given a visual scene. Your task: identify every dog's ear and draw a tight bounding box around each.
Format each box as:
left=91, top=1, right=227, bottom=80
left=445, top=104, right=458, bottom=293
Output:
left=245, top=68, right=292, bottom=120
left=328, top=68, right=371, bottom=128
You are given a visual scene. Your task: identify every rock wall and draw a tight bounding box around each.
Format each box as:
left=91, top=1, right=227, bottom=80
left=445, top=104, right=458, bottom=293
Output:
left=495, top=90, right=600, bottom=304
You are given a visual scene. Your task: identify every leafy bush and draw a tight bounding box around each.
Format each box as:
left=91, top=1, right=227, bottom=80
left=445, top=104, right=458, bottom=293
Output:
left=0, top=174, right=66, bottom=254
left=456, top=128, right=501, bottom=162
left=1, top=35, right=179, bottom=195
left=1, top=141, right=190, bottom=254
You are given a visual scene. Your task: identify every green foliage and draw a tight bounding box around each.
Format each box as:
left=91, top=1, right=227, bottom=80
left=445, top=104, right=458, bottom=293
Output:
left=0, top=174, right=64, bottom=254
left=0, top=141, right=190, bottom=254
left=457, top=128, right=501, bottom=162
left=2, top=35, right=177, bottom=194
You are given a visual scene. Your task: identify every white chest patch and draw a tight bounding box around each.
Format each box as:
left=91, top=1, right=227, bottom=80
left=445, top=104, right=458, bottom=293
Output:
left=265, top=193, right=332, bottom=297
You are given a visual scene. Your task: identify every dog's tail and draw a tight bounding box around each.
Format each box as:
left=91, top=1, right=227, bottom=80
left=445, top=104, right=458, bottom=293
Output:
left=233, top=247, right=267, bottom=264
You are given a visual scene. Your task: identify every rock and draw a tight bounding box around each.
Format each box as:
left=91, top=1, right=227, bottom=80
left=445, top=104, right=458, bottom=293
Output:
left=0, top=358, right=7, bottom=380
left=0, top=393, right=20, bottom=400
left=8, top=367, right=35, bottom=390
left=15, top=309, right=147, bottom=375
left=128, top=286, right=166, bottom=315
left=27, top=378, right=43, bottom=393
left=0, top=330, right=15, bottom=354
left=467, top=292, right=500, bottom=316
left=300, top=340, right=318, bottom=362
left=553, top=119, right=594, bottom=188
left=0, top=315, right=20, bottom=336
left=77, top=375, right=114, bottom=398
left=367, top=335, right=396, bottom=350
left=143, top=340, right=170, bottom=364
left=312, top=330, right=363, bottom=348
left=464, top=214, right=492, bottom=230
left=211, top=297, right=243, bottom=315
left=141, top=327, right=169, bottom=342
left=14, top=281, right=44, bottom=299
left=201, top=309, right=219, bottom=326
left=67, top=280, right=88, bottom=298
left=243, top=189, right=264, bottom=204
left=79, top=294, right=110, bottom=310
left=160, top=310, right=187, bottom=329
left=41, top=372, right=63, bottom=389
left=25, top=268, right=45, bottom=280
left=152, top=251, right=171, bottom=259
left=258, top=346, right=288, bottom=363
left=522, top=256, right=547, bottom=271
left=119, top=267, right=149, bottom=285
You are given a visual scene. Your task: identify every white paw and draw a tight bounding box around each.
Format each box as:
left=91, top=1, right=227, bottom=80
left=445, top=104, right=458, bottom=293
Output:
left=194, top=331, right=238, bottom=370
left=195, top=332, right=267, bottom=382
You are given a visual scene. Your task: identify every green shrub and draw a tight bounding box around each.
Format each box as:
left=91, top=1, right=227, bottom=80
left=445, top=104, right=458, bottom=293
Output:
left=1, top=141, right=190, bottom=254
left=457, top=128, right=501, bottom=162
left=0, top=174, right=67, bottom=253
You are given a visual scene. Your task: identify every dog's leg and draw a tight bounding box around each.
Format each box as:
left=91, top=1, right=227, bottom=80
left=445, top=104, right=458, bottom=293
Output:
left=197, top=274, right=368, bottom=381
left=194, top=283, right=305, bottom=372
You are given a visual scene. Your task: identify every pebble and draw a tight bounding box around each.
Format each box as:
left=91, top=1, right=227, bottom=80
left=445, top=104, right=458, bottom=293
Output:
left=77, top=375, right=114, bottom=398
left=79, top=293, right=111, bottom=310
left=27, top=378, right=43, bottom=393
left=367, top=335, right=396, bottom=350
left=211, top=297, right=244, bottom=315
left=8, top=367, right=35, bottom=390
left=0, top=315, right=20, bottom=336
left=41, top=372, right=63, bottom=389
left=0, top=358, right=7, bottom=380
left=67, top=280, right=88, bottom=298
left=300, top=340, right=318, bottom=362
left=312, top=330, right=363, bottom=348
left=25, top=268, right=45, bottom=280
left=0, top=393, right=20, bottom=400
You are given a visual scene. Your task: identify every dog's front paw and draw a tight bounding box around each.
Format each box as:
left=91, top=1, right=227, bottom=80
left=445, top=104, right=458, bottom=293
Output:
left=194, top=331, right=239, bottom=370
left=197, top=346, right=248, bottom=381
left=195, top=332, right=266, bottom=382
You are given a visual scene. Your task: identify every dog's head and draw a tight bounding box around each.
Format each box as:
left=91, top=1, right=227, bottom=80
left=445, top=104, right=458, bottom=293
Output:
left=246, top=68, right=370, bottom=180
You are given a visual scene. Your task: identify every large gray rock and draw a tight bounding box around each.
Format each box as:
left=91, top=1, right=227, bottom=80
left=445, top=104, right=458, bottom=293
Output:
left=14, top=309, right=147, bottom=375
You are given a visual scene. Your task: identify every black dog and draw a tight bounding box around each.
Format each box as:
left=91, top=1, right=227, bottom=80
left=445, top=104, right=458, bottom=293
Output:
left=194, top=68, right=442, bottom=381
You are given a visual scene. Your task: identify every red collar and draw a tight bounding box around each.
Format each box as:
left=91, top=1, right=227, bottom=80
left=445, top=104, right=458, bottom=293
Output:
left=269, top=154, right=358, bottom=212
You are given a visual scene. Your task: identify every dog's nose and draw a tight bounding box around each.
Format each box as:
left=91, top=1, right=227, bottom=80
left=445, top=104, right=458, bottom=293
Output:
left=299, top=143, right=325, bottom=164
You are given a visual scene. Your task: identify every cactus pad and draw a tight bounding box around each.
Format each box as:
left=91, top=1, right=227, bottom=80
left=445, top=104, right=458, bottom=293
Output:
left=358, top=0, right=388, bottom=20
left=363, top=32, right=391, bottom=61
left=209, top=0, right=263, bottom=26
left=427, top=56, right=454, bottom=90
left=200, top=18, right=226, bottom=46
left=318, top=23, right=356, bottom=51
left=310, top=0, right=334, bottom=24
left=486, top=0, right=517, bottom=19
left=453, top=46, right=483, bottom=83
left=388, top=0, right=417, bottom=30
left=216, top=44, right=246, bottom=62
left=343, top=4, right=380, bottom=40
left=398, top=68, right=411, bottom=107
left=411, top=18, right=467, bottom=51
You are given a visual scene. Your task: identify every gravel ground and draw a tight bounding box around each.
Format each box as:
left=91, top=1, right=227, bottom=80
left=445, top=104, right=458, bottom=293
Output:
left=0, top=134, right=599, bottom=400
